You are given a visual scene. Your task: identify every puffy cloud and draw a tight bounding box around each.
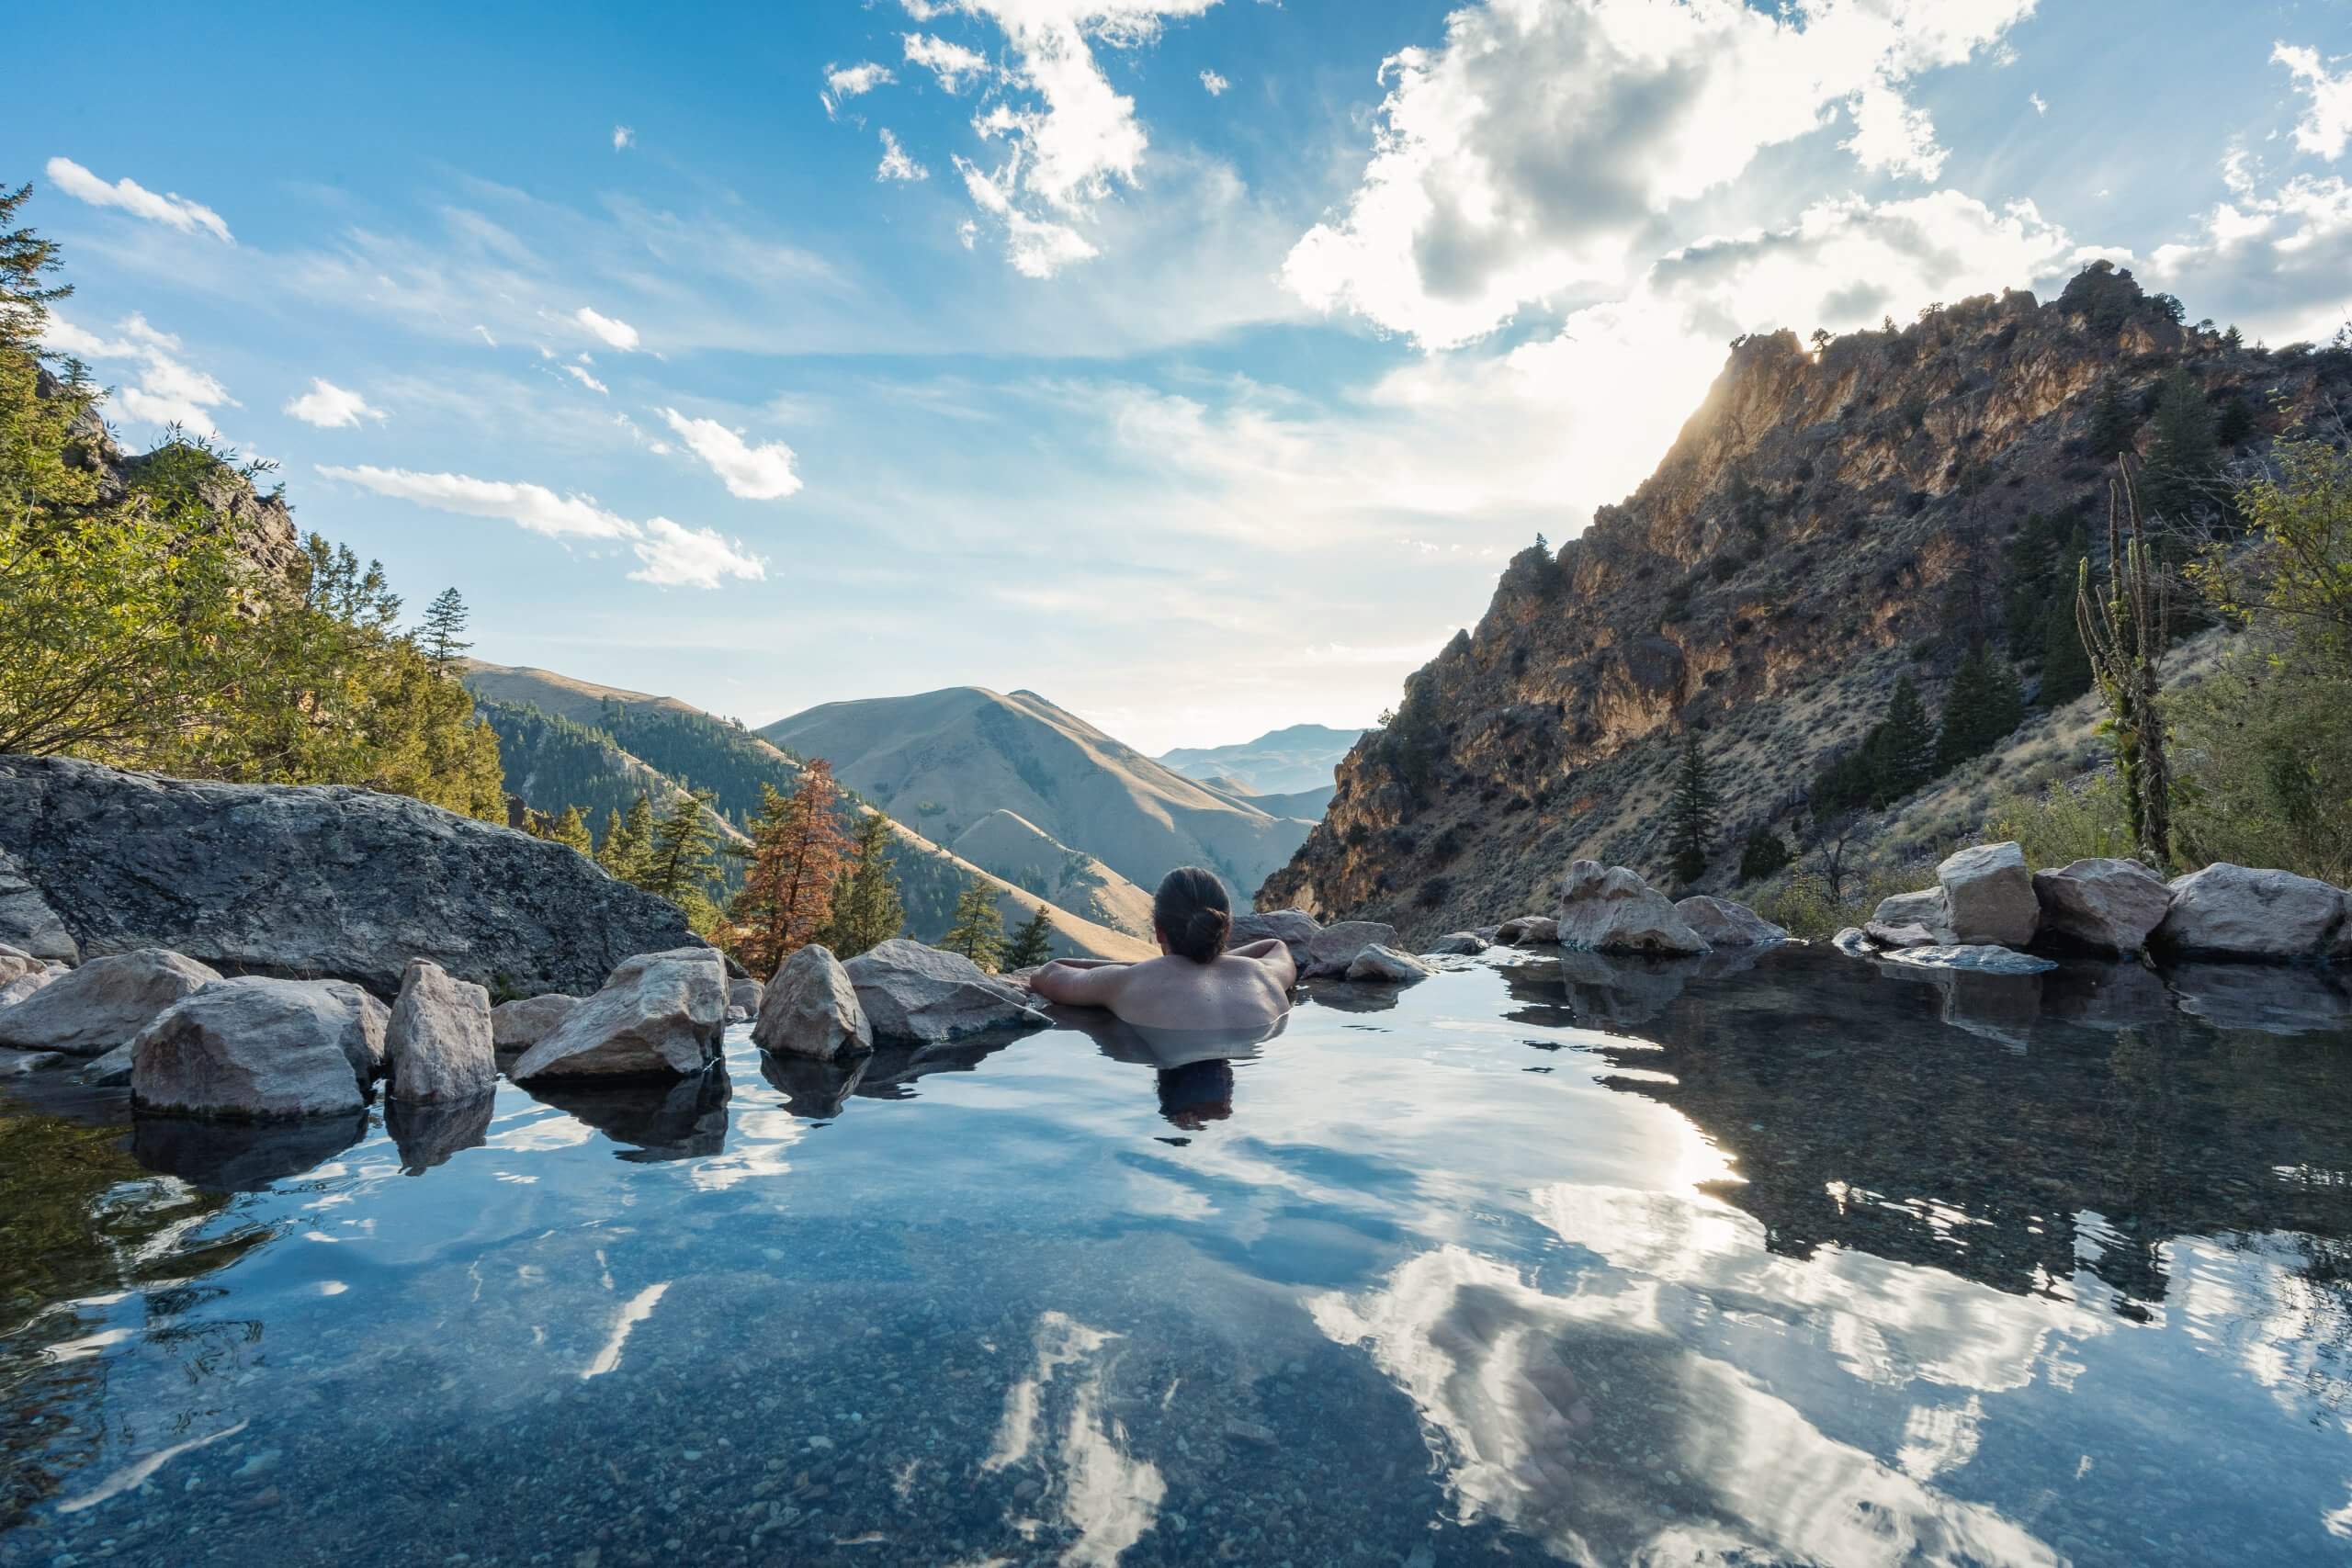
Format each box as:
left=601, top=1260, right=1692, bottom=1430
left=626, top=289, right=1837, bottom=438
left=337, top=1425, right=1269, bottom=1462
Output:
left=659, top=407, right=805, bottom=500
left=283, top=378, right=386, bottom=428
left=823, top=61, right=898, bottom=117
left=877, top=128, right=931, bottom=182
left=1199, top=69, right=1229, bottom=96
left=573, top=305, right=641, bottom=351
left=1283, top=0, right=2035, bottom=347
left=956, top=156, right=1099, bottom=276
left=42, top=311, right=239, bottom=433
left=612, top=124, right=637, bottom=151
left=904, top=32, right=994, bottom=91
left=2146, top=167, right=2352, bottom=344
left=43, top=156, right=233, bottom=243
left=315, top=464, right=767, bottom=589
left=2275, top=41, right=2352, bottom=161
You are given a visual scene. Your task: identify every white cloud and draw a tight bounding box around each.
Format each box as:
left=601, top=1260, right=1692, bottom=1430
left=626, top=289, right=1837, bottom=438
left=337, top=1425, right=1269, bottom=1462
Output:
left=472, top=323, right=499, bottom=347
left=2146, top=166, right=2352, bottom=344
left=629, top=517, right=770, bottom=588
left=316, top=463, right=768, bottom=589
left=1283, top=0, right=2035, bottom=347
left=1199, top=69, right=1229, bottom=95
left=956, top=156, right=1099, bottom=276
left=42, top=311, right=240, bottom=433
left=613, top=124, right=637, bottom=152
left=573, top=305, right=641, bottom=351
left=2029, top=91, right=2047, bottom=116
left=284, top=378, right=385, bottom=428
left=904, top=32, right=994, bottom=92
left=562, top=363, right=611, bottom=394
left=824, top=61, right=897, bottom=116
left=43, top=156, right=233, bottom=243
left=659, top=407, right=805, bottom=500
left=2275, top=41, right=2352, bottom=161
left=878, top=128, right=931, bottom=182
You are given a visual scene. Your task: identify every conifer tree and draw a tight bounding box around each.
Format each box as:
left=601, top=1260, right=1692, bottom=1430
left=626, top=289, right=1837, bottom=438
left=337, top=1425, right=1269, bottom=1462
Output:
left=641, top=789, right=722, bottom=908
left=2142, top=369, right=2220, bottom=518
left=1871, top=676, right=1939, bottom=804
left=1666, top=733, right=1718, bottom=886
left=730, top=763, right=851, bottom=978
left=548, top=804, right=594, bottom=855
left=942, top=878, right=1006, bottom=972
left=419, top=588, right=472, bottom=672
left=823, top=811, right=905, bottom=959
left=598, top=795, right=655, bottom=883
left=1736, top=826, right=1792, bottom=884
left=2085, top=377, right=2135, bottom=459
left=1004, top=907, right=1056, bottom=969
left=2039, top=600, right=2094, bottom=705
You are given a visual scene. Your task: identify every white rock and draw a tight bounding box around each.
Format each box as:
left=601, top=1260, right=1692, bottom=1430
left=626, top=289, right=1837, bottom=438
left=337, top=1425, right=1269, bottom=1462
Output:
left=2030, top=857, right=2174, bottom=953
left=753, top=944, right=873, bottom=1061
left=0, top=948, right=220, bottom=1057
left=1494, top=915, right=1559, bottom=946
left=131, top=977, right=368, bottom=1119
left=1428, top=931, right=1489, bottom=955
left=1346, top=944, right=1434, bottom=983
left=1303, top=919, right=1405, bottom=977
left=0, top=944, right=40, bottom=986
left=2156, top=863, right=2348, bottom=961
left=1672, top=896, right=1790, bottom=947
left=0, top=966, right=58, bottom=1011
left=384, top=960, right=496, bottom=1104
left=1879, top=944, right=2057, bottom=975
left=841, top=939, right=1048, bottom=1044
left=1831, top=926, right=1876, bottom=956
left=511, top=947, right=728, bottom=1080
left=491, top=993, right=580, bottom=1052
left=1555, top=862, right=1709, bottom=956
left=1936, top=841, right=2040, bottom=948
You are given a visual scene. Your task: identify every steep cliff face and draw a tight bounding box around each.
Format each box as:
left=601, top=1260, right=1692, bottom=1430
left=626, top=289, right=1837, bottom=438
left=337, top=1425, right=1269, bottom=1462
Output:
left=1261, top=268, right=2343, bottom=941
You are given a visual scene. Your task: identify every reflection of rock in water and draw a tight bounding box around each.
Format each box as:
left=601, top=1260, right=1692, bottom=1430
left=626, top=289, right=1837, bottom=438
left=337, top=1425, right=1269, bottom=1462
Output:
left=1313, top=1244, right=2063, bottom=1567
left=758, top=1049, right=870, bottom=1120
left=387, top=1092, right=495, bottom=1174
left=522, top=1066, right=730, bottom=1162
left=1508, top=946, right=2352, bottom=1311
left=1870, top=953, right=2044, bottom=1051
left=1301, top=978, right=1403, bottom=1014
left=1554, top=947, right=1763, bottom=1030
left=2167, top=962, right=2352, bottom=1037
left=130, top=1109, right=368, bottom=1192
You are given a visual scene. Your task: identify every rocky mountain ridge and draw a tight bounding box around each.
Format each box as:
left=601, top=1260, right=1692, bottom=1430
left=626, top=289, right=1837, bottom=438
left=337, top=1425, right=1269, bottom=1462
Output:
left=1262, top=265, right=2348, bottom=942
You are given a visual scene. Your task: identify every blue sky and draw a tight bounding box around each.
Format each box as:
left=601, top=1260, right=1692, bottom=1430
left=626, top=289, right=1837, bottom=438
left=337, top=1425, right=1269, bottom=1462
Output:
left=18, top=0, right=2352, bottom=751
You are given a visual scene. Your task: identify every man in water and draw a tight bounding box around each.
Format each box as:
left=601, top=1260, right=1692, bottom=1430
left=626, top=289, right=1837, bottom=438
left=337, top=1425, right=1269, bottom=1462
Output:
left=1026, top=866, right=1295, bottom=1032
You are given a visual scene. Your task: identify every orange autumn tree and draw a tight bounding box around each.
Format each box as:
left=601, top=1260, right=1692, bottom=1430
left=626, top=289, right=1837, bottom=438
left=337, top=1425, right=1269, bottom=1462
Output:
left=729, top=760, right=851, bottom=978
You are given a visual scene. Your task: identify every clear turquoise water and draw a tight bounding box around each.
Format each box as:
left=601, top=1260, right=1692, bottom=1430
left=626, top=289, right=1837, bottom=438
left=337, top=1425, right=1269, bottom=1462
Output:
left=2, top=945, right=2349, bottom=1567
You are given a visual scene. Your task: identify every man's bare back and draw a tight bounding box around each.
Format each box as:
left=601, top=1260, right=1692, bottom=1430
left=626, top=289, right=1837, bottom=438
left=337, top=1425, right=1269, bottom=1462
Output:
left=1027, top=939, right=1296, bottom=1032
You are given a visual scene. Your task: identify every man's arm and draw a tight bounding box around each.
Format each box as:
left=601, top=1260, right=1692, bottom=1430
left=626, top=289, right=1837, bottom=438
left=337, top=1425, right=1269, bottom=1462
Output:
left=1227, top=938, right=1298, bottom=989
left=1027, top=959, right=1133, bottom=1009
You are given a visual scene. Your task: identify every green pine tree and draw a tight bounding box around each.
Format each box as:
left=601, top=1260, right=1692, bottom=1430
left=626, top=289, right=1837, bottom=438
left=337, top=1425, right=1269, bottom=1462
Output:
left=2039, top=597, right=2093, bottom=705
left=1872, top=675, right=1939, bottom=804
left=640, top=790, right=722, bottom=906
left=419, top=587, right=472, bottom=672
left=2085, top=377, right=2135, bottom=459
left=1666, top=733, right=1719, bottom=886
left=1938, top=648, right=2027, bottom=768
left=942, top=878, right=1005, bottom=973
left=1004, top=907, right=1056, bottom=970
left=548, top=804, right=594, bottom=855
left=2142, top=368, right=2219, bottom=518
left=822, top=813, right=905, bottom=959
left=597, top=795, right=654, bottom=883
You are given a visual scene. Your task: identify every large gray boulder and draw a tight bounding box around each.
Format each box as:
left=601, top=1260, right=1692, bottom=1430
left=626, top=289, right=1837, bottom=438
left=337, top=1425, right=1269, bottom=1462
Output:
left=1936, top=842, right=2040, bottom=948
left=1303, top=919, right=1404, bottom=977
left=1864, top=888, right=1953, bottom=949
left=0, top=848, right=77, bottom=964
left=131, top=977, right=368, bottom=1120
left=0, top=949, right=220, bottom=1057
left=0, top=754, right=707, bottom=998
left=1346, top=944, right=1433, bottom=984
left=511, top=947, right=728, bottom=1081
left=1672, top=896, right=1790, bottom=947
left=385, top=960, right=496, bottom=1104
left=2031, top=858, right=2173, bottom=953
left=842, top=939, right=1048, bottom=1044
left=490, top=993, right=579, bottom=1052
left=753, top=944, right=872, bottom=1061
left=1555, top=862, right=1709, bottom=956
left=2155, top=863, right=2348, bottom=961
left=321, top=979, right=390, bottom=1083
left=1229, top=909, right=1322, bottom=964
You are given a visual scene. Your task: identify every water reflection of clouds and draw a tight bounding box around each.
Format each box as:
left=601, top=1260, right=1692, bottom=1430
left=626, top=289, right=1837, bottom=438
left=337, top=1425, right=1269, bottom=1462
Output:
left=984, top=1312, right=1165, bottom=1568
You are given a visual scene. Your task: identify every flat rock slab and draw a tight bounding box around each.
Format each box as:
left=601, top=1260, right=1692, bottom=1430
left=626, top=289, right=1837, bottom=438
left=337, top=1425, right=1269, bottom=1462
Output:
left=0, top=753, right=707, bottom=998
left=131, top=977, right=369, bottom=1120
left=1673, top=896, right=1790, bottom=947
left=512, top=947, right=728, bottom=1080
left=0, top=949, right=220, bottom=1057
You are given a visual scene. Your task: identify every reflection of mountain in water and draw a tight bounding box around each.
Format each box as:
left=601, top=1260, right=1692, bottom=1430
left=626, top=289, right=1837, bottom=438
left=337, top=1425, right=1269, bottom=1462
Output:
left=1502, top=947, right=2352, bottom=1310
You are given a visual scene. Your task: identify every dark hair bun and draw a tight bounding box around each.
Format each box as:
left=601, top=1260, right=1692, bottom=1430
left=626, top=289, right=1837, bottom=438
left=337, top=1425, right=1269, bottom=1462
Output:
left=1154, top=866, right=1232, bottom=963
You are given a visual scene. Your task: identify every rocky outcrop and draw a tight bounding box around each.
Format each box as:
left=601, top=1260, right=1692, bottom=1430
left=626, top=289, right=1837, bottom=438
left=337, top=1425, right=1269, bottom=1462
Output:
left=0, top=754, right=707, bottom=998
left=385, top=960, right=496, bottom=1104
left=1935, top=842, right=2040, bottom=948
left=753, top=944, right=873, bottom=1061
left=0, top=849, right=76, bottom=964
left=511, top=948, right=728, bottom=1080
left=842, top=939, right=1048, bottom=1044
left=2031, top=857, right=2173, bottom=954
left=131, top=977, right=369, bottom=1120
left=1555, top=862, right=1709, bottom=956
left=1671, top=896, right=1789, bottom=947
left=2154, top=863, right=2348, bottom=962
left=1303, top=920, right=1405, bottom=977
left=491, top=994, right=579, bottom=1052
left=0, top=949, right=220, bottom=1057
left=1346, top=945, right=1433, bottom=984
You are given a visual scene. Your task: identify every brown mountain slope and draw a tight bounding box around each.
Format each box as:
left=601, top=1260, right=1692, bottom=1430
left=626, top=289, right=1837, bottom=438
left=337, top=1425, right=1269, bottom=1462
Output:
left=1261, top=266, right=2344, bottom=942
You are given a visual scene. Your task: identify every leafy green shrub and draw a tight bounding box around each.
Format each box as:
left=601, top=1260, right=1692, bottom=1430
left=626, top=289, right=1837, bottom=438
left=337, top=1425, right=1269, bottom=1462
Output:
left=1981, top=773, right=2136, bottom=869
